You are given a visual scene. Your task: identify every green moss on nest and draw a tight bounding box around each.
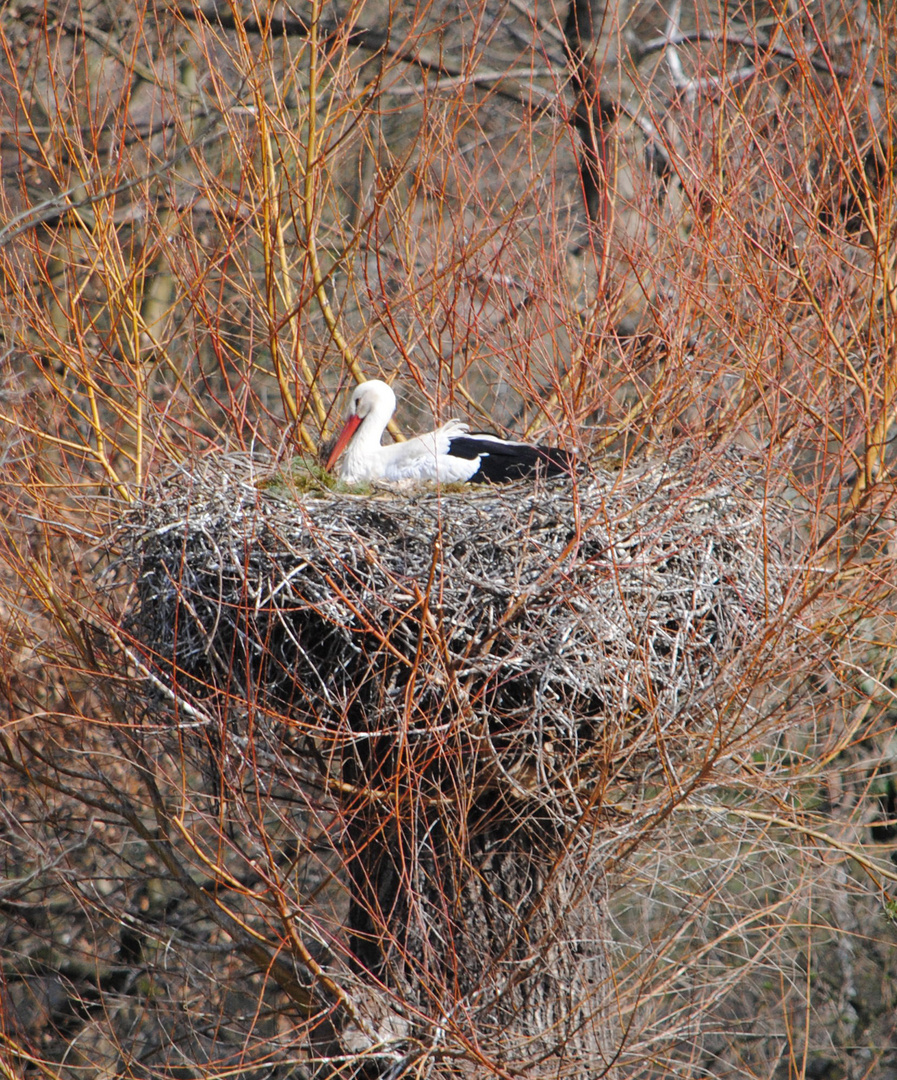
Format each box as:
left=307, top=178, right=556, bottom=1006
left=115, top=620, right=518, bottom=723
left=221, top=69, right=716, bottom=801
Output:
left=259, top=454, right=373, bottom=498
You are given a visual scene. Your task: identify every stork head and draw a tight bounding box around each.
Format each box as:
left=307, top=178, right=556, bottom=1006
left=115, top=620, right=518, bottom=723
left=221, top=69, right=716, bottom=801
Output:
left=326, top=380, right=397, bottom=473
left=349, top=379, right=396, bottom=422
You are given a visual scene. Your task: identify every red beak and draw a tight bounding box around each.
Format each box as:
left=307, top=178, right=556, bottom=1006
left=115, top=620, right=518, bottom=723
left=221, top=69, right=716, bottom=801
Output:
left=326, top=413, right=362, bottom=472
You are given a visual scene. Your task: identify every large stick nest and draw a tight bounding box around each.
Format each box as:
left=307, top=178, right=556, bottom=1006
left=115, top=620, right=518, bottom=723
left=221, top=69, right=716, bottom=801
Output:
left=113, top=447, right=799, bottom=1073
left=119, top=446, right=795, bottom=820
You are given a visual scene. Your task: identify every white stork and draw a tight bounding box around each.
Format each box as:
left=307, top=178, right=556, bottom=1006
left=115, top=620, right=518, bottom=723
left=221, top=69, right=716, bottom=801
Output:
left=325, top=379, right=575, bottom=484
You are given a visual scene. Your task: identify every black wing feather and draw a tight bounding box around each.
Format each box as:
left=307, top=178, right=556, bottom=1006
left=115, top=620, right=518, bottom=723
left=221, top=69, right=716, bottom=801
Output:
left=448, top=435, right=575, bottom=483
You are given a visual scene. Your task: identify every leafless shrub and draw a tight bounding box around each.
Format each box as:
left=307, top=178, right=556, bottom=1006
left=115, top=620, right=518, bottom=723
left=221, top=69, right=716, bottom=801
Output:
left=1, top=0, right=896, bottom=1078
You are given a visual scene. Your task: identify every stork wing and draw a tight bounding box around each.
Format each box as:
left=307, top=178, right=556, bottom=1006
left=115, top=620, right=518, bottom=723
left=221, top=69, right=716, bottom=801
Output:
left=377, top=420, right=480, bottom=482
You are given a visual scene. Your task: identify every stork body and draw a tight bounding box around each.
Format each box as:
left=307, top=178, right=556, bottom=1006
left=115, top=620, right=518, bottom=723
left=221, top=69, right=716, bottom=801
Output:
left=326, top=380, right=574, bottom=484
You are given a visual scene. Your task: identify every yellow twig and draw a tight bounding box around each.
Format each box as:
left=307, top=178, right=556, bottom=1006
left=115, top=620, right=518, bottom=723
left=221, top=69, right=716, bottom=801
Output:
left=301, top=3, right=403, bottom=440
left=0, top=411, right=131, bottom=501
left=259, top=119, right=324, bottom=453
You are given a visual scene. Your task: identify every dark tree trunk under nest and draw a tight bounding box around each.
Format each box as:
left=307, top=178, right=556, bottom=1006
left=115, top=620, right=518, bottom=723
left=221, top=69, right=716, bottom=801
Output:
left=114, top=446, right=799, bottom=1077
left=343, top=792, right=611, bottom=1075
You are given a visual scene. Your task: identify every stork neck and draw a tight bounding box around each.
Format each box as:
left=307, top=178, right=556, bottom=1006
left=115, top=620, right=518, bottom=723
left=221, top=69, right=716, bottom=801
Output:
left=342, top=399, right=392, bottom=479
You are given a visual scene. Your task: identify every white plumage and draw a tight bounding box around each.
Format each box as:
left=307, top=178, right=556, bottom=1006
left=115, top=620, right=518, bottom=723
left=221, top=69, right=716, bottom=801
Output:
left=326, top=379, right=575, bottom=485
